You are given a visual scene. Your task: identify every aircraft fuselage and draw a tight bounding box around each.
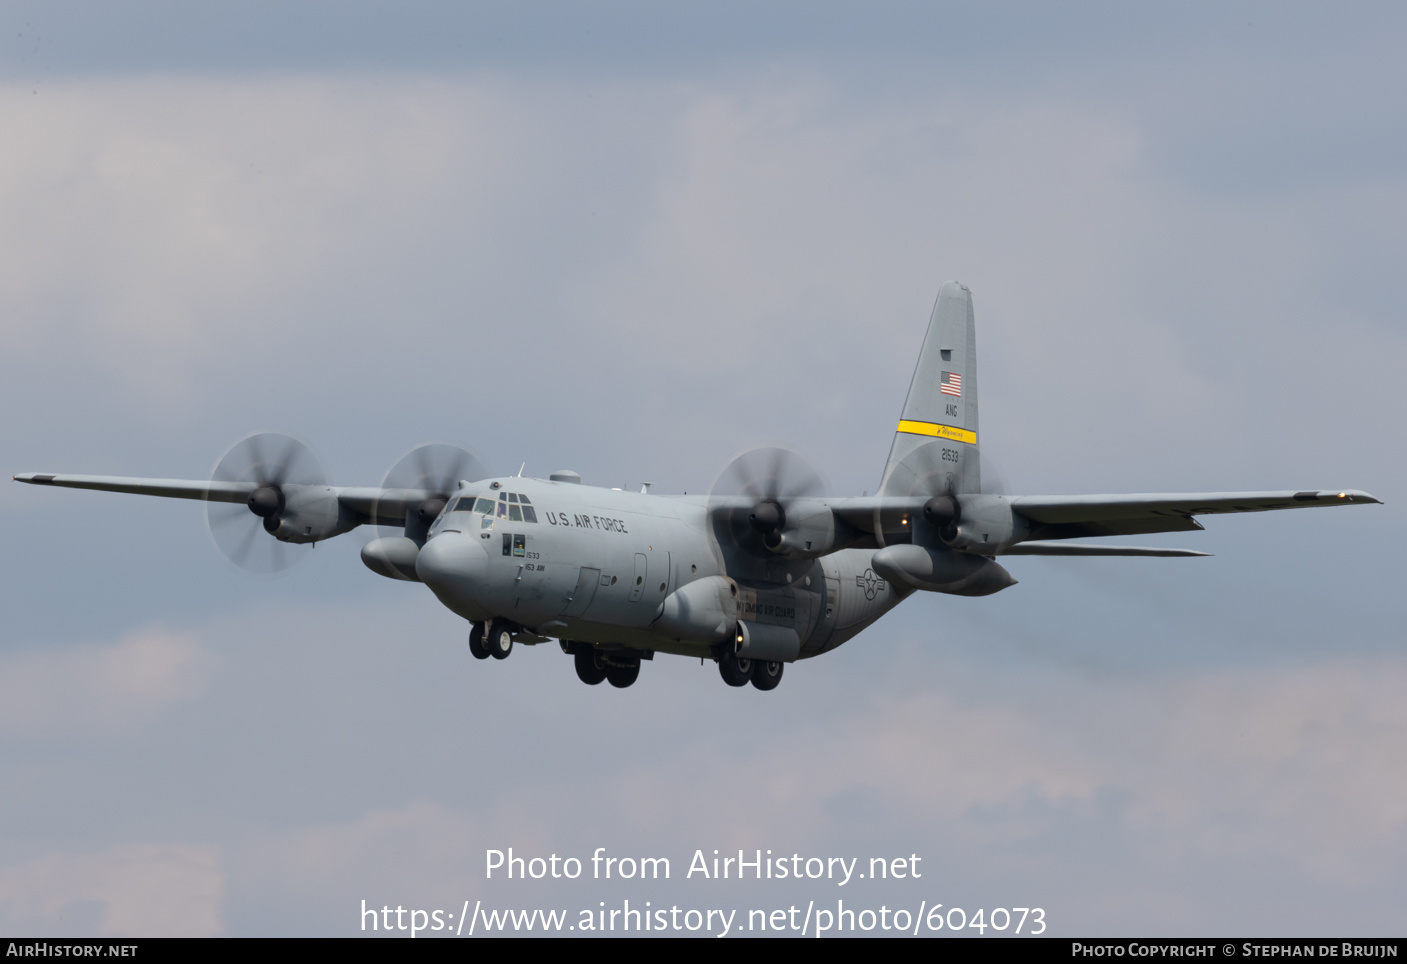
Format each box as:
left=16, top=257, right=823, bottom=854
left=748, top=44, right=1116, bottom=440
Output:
left=415, top=477, right=904, bottom=660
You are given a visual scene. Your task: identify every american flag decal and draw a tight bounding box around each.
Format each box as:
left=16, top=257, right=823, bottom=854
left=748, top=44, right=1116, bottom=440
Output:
left=940, top=371, right=962, bottom=397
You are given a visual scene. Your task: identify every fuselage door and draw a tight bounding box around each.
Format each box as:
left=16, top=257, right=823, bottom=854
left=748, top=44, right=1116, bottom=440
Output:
left=562, top=567, right=601, bottom=618
left=628, top=552, right=648, bottom=602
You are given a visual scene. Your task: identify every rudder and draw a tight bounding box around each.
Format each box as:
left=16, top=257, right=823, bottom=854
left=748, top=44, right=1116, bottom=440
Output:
left=879, top=281, right=980, bottom=497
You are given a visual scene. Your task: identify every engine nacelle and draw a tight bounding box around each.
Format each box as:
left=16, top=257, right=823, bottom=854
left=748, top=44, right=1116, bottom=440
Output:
left=262, top=485, right=355, bottom=544
left=361, top=536, right=422, bottom=581
left=763, top=502, right=848, bottom=559
left=934, top=494, right=1025, bottom=553
left=653, top=575, right=738, bottom=641
left=871, top=544, right=1017, bottom=596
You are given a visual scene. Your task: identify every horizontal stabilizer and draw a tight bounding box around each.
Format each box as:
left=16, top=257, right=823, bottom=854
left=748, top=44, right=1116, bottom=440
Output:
left=999, top=542, right=1210, bottom=557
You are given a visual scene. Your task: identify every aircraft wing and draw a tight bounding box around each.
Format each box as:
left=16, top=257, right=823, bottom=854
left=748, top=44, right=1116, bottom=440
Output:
left=13, top=473, right=252, bottom=503
left=1009, top=489, right=1380, bottom=539
left=828, top=488, right=1379, bottom=545
left=12, top=474, right=442, bottom=527
left=331, top=487, right=447, bottom=525
left=997, top=542, right=1210, bottom=557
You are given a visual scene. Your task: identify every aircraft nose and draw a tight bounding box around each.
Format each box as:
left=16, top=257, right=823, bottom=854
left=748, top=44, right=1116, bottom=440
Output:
left=416, top=532, right=490, bottom=616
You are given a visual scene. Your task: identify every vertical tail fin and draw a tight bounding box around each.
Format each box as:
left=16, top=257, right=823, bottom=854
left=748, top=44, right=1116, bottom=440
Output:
left=879, top=281, right=980, bottom=497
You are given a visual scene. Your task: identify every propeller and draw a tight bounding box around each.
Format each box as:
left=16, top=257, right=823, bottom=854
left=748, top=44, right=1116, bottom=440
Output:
left=206, top=432, right=326, bottom=573
left=878, top=446, right=1010, bottom=546
left=872, top=436, right=962, bottom=547
left=375, top=442, right=490, bottom=539
left=709, top=447, right=827, bottom=577
left=980, top=451, right=1008, bottom=496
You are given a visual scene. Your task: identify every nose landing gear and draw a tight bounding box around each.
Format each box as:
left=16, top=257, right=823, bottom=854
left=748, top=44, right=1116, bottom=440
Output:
left=468, top=622, right=489, bottom=660
left=486, top=618, right=514, bottom=659
left=468, top=618, right=516, bottom=660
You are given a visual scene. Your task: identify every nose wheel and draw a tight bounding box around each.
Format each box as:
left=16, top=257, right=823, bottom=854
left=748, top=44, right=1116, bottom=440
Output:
left=470, top=619, right=516, bottom=660
left=468, top=622, right=489, bottom=659
left=486, top=618, right=514, bottom=659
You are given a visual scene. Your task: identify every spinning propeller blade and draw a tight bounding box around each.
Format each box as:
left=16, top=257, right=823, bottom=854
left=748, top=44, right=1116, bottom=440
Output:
left=375, top=443, right=490, bottom=538
left=708, top=446, right=827, bottom=578
left=206, top=432, right=325, bottom=573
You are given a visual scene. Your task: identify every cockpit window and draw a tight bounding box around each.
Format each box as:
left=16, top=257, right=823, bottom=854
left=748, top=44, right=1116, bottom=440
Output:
left=472, top=491, right=538, bottom=521
left=453, top=497, right=476, bottom=512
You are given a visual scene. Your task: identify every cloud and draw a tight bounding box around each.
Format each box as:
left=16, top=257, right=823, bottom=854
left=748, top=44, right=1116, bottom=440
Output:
left=231, top=802, right=492, bottom=931
left=1123, top=660, right=1407, bottom=878
left=2, top=69, right=1401, bottom=498
left=0, top=627, right=210, bottom=739
left=0, top=843, right=222, bottom=937
left=0, top=75, right=514, bottom=411
left=590, top=651, right=1407, bottom=885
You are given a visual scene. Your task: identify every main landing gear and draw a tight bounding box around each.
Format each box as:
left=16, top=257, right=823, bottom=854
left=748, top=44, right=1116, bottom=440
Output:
left=468, top=618, right=515, bottom=660
left=474, top=631, right=782, bottom=691
left=563, top=641, right=641, bottom=689
left=718, top=649, right=784, bottom=691
left=574, top=647, right=607, bottom=685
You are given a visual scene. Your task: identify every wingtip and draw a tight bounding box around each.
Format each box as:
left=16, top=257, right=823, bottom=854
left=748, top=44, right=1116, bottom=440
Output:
left=1319, top=490, right=1382, bottom=505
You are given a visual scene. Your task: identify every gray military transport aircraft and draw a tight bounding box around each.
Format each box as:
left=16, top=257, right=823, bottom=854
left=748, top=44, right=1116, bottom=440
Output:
left=15, top=283, right=1380, bottom=691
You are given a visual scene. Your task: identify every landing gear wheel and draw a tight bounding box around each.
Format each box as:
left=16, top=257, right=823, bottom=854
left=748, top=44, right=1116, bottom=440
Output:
left=574, top=647, right=607, bottom=685
left=718, top=650, right=753, bottom=687
left=605, top=659, right=640, bottom=688
left=487, top=618, right=514, bottom=659
left=751, top=660, right=784, bottom=691
left=468, top=622, right=489, bottom=660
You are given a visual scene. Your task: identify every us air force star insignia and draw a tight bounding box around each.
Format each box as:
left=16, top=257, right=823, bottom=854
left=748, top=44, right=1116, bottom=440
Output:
left=856, top=569, right=886, bottom=600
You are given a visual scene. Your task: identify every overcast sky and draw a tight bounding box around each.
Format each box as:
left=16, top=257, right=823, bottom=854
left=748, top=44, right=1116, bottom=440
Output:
left=1, top=1, right=1404, bottom=937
